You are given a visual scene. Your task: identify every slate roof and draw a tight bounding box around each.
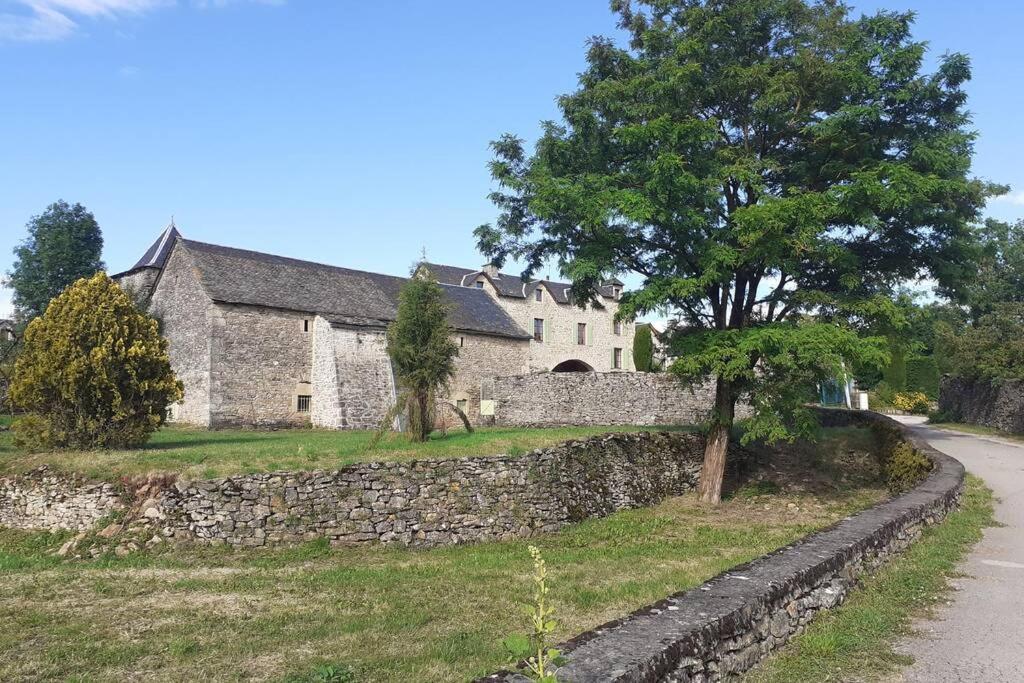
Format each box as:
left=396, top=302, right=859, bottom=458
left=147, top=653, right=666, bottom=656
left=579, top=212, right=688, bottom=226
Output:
left=178, top=240, right=530, bottom=339
left=425, top=262, right=621, bottom=304
left=114, top=224, right=181, bottom=276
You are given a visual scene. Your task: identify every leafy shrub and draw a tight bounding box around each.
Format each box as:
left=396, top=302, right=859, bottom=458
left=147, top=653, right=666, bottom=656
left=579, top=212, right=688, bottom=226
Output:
left=868, top=380, right=896, bottom=410
left=892, top=391, right=930, bottom=415
left=884, top=441, right=933, bottom=492
left=10, top=272, right=182, bottom=450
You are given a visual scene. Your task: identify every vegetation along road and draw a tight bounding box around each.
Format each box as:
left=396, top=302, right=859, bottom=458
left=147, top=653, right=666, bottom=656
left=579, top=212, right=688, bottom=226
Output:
left=894, top=417, right=1024, bottom=681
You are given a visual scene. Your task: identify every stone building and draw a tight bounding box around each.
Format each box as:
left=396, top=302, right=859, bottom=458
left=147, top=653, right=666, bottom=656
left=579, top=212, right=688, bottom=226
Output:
left=113, top=224, right=635, bottom=429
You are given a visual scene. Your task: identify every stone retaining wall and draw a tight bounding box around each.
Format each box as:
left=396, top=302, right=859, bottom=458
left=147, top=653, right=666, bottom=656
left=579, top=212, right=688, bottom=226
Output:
left=939, top=375, right=1024, bottom=433
left=158, top=431, right=707, bottom=548
left=491, top=372, right=751, bottom=427
left=0, top=469, right=124, bottom=532
left=481, top=409, right=964, bottom=683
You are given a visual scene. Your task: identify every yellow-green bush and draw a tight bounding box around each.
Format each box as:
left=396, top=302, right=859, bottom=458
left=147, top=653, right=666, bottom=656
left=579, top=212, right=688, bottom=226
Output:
left=892, top=391, right=930, bottom=414
left=10, top=273, right=183, bottom=450
left=884, top=441, right=933, bottom=492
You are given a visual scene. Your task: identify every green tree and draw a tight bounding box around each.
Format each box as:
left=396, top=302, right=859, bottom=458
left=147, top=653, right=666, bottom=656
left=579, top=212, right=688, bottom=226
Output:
left=385, top=266, right=465, bottom=442
left=10, top=273, right=182, bottom=450
left=476, top=0, right=993, bottom=502
left=8, top=201, right=105, bottom=321
left=938, top=303, right=1024, bottom=382
left=633, top=324, right=657, bottom=372
left=953, top=218, right=1024, bottom=321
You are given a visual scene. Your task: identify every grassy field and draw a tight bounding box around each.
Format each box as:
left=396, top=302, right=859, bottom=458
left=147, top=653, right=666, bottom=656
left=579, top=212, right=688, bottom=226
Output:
left=0, top=427, right=887, bottom=682
left=0, top=416, right=690, bottom=479
left=746, top=474, right=995, bottom=683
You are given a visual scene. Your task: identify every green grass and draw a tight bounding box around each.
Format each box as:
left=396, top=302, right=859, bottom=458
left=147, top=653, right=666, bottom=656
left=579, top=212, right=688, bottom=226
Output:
left=0, top=429, right=887, bottom=682
left=745, top=474, right=996, bottom=683
left=0, top=421, right=694, bottom=480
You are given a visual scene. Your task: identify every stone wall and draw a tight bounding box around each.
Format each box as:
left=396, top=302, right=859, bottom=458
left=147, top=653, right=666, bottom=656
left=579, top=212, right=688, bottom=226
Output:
left=481, top=410, right=965, bottom=683
left=311, top=319, right=397, bottom=430
left=446, top=333, right=530, bottom=424
left=0, top=469, right=124, bottom=532
left=158, top=431, right=707, bottom=548
left=492, top=372, right=748, bottom=427
left=147, top=245, right=213, bottom=426
left=208, top=302, right=313, bottom=428
left=939, top=375, right=1024, bottom=433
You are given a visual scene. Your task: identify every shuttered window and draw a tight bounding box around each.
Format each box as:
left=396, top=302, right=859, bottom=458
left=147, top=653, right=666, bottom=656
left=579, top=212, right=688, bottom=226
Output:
left=534, top=318, right=545, bottom=342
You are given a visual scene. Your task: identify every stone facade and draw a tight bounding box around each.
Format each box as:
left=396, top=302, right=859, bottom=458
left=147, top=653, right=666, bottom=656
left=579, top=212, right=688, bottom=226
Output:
left=148, top=246, right=212, bottom=425
left=0, top=469, right=124, bottom=532
left=311, top=318, right=397, bottom=430
left=481, top=410, right=965, bottom=683
left=208, top=302, right=313, bottom=427
left=491, top=372, right=751, bottom=427
left=938, top=375, right=1024, bottom=434
left=475, top=277, right=634, bottom=373
left=446, top=333, right=530, bottom=424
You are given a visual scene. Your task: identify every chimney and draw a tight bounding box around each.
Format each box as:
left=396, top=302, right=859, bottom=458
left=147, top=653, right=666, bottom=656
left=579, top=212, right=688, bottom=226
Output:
left=482, top=263, right=500, bottom=278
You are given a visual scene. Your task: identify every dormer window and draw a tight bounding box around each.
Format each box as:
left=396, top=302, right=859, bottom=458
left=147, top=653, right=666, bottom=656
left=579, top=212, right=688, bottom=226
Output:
left=535, top=288, right=543, bottom=302
left=612, top=286, right=621, bottom=299
left=475, top=280, right=485, bottom=289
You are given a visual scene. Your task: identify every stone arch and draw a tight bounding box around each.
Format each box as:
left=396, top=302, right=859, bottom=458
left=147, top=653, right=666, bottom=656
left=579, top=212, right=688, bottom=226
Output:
left=551, top=359, right=594, bottom=372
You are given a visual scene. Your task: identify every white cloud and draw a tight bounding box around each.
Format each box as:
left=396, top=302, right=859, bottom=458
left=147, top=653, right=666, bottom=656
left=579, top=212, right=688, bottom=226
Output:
left=118, top=63, right=140, bottom=77
left=993, top=189, right=1024, bottom=206
left=0, top=0, right=280, bottom=42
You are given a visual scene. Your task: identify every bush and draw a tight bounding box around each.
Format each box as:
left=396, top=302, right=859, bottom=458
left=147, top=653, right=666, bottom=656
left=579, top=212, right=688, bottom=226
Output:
left=10, top=272, right=183, bottom=450
left=868, top=380, right=896, bottom=410
left=884, top=441, right=933, bottom=492
left=892, top=391, right=930, bottom=415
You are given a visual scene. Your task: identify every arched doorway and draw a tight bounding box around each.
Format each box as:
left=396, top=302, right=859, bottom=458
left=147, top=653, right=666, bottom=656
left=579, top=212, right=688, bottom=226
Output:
left=551, top=359, right=594, bottom=372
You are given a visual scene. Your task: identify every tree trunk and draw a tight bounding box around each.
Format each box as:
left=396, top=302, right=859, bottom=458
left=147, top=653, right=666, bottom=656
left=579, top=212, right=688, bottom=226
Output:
left=697, top=376, right=735, bottom=504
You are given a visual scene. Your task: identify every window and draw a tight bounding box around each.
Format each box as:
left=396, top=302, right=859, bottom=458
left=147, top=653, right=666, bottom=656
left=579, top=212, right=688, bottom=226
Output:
left=302, top=319, right=310, bottom=333
left=577, top=322, right=587, bottom=345
left=535, top=288, right=543, bottom=302
left=459, top=336, right=465, bottom=347
left=534, top=318, right=545, bottom=342
left=613, top=320, right=622, bottom=336
left=456, top=399, right=468, bottom=414
left=613, top=286, right=621, bottom=299
left=613, top=348, right=623, bottom=369
left=297, top=395, right=311, bottom=413
left=475, top=280, right=485, bottom=289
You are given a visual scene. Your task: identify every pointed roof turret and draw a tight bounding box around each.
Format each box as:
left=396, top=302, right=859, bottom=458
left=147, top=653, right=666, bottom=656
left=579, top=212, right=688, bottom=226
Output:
left=128, top=222, right=181, bottom=272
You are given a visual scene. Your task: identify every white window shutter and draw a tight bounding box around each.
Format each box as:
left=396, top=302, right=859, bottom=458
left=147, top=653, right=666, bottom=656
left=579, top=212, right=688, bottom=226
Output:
left=544, top=319, right=551, bottom=342
left=586, top=323, right=593, bottom=346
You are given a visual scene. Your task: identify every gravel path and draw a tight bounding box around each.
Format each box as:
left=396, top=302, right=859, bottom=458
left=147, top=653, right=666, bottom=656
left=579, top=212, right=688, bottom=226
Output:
left=893, top=416, right=1024, bottom=682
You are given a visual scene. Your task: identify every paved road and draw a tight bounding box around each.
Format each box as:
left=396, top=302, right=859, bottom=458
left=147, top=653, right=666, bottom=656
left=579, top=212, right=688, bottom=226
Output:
left=891, top=417, right=1024, bottom=682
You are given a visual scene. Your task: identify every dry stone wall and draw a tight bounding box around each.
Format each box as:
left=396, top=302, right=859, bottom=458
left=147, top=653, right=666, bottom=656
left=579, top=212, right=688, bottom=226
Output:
left=492, top=372, right=751, bottom=427
left=157, top=431, right=707, bottom=548
left=939, top=375, right=1024, bottom=433
left=0, top=469, right=124, bottom=532
left=480, top=410, right=965, bottom=683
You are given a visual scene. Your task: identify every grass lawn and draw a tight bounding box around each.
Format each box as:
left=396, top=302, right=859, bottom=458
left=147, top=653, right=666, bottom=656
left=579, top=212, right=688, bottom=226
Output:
left=0, top=427, right=887, bottom=682
left=0, top=416, right=691, bottom=480
left=745, top=474, right=996, bottom=683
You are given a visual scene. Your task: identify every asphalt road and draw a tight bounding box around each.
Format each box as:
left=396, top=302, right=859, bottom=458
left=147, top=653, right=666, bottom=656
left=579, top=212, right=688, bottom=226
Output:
left=892, top=417, right=1024, bottom=682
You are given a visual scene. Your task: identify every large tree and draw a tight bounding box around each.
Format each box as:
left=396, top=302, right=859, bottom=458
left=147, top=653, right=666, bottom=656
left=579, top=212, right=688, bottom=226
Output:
left=476, top=0, right=994, bottom=502
left=8, top=200, right=105, bottom=321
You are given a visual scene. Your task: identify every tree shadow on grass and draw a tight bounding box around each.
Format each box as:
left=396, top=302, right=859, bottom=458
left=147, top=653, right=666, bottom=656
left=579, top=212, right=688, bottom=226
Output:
left=142, top=436, right=281, bottom=450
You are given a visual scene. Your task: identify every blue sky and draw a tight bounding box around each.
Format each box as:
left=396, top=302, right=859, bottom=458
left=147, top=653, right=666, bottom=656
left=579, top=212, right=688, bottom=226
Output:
left=2, top=0, right=1022, bottom=318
